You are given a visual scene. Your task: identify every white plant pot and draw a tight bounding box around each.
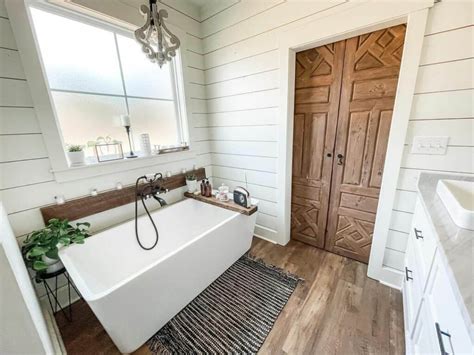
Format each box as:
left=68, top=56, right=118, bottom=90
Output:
left=41, top=255, right=64, bottom=274
left=186, top=179, right=198, bottom=193
left=67, top=151, right=85, bottom=167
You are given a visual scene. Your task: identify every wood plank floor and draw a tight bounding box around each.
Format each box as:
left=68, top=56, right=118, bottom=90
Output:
left=55, top=239, right=404, bottom=354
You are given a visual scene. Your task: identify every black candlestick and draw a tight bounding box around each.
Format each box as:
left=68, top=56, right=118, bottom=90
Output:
left=125, top=126, right=137, bottom=158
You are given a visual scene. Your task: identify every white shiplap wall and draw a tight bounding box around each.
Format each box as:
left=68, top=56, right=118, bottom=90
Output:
left=199, top=0, right=473, bottom=280
left=383, top=0, right=473, bottom=275
left=0, top=0, right=211, bottom=303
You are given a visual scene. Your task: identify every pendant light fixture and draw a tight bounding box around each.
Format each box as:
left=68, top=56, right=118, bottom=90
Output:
left=134, top=0, right=180, bottom=68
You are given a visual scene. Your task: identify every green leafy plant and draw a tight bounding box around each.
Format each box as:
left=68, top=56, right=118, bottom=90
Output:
left=186, top=173, right=197, bottom=181
left=67, top=144, right=84, bottom=152
left=22, top=219, right=91, bottom=272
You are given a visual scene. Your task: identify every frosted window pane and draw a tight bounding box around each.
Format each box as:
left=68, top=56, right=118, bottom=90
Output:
left=117, top=35, right=174, bottom=99
left=31, top=8, right=124, bottom=95
left=52, top=92, right=128, bottom=158
left=128, top=98, right=179, bottom=147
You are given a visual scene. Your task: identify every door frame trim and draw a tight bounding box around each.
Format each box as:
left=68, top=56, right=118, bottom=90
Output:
left=277, top=2, right=431, bottom=287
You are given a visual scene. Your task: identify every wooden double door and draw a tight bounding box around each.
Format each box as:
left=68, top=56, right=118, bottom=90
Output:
left=291, top=25, right=406, bottom=263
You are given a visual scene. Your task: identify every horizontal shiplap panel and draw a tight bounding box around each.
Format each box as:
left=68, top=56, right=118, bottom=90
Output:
left=188, top=82, right=206, bottom=100
left=186, top=50, right=205, bottom=70
left=210, top=140, right=277, bottom=158
left=420, top=26, right=473, bottom=66
left=389, top=210, right=413, bottom=234
left=8, top=208, right=45, bottom=237
left=208, top=125, right=277, bottom=142
left=207, top=89, right=279, bottom=113
left=206, top=70, right=278, bottom=99
left=200, top=0, right=240, bottom=23
left=256, top=212, right=278, bottom=230
left=411, top=89, right=474, bottom=119
left=0, top=0, right=7, bottom=18
left=401, top=145, right=474, bottom=174
left=195, top=107, right=278, bottom=127
left=254, top=225, right=278, bottom=242
left=201, top=0, right=283, bottom=37
left=406, top=119, right=474, bottom=146
left=415, top=59, right=474, bottom=94
left=383, top=248, right=405, bottom=271
left=204, top=28, right=278, bottom=69
left=386, top=229, right=409, bottom=253
left=0, top=18, right=16, bottom=50
left=0, top=158, right=52, bottom=190
left=0, top=78, right=33, bottom=107
left=185, top=33, right=203, bottom=54
left=202, top=1, right=342, bottom=54
left=193, top=127, right=209, bottom=142
left=205, top=50, right=278, bottom=82
left=212, top=165, right=276, bottom=188
left=0, top=135, right=47, bottom=162
left=186, top=67, right=205, bottom=84
left=255, top=199, right=277, bottom=217
left=212, top=176, right=277, bottom=202
left=393, top=190, right=417, bottom=213
left=211, top=153, right=277, bottom=173
left=424, top=1, right=473, bottom=35
left=0, top=107, right=40, bottom=134
left=0, top=48, right=25, bottom=79
left=190, top=98, right=207, bottom=113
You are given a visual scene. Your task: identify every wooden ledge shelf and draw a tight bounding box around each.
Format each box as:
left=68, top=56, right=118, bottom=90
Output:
left=184, top=192, right=258, bottom=216
left=40, top=168, right=206, bottom=223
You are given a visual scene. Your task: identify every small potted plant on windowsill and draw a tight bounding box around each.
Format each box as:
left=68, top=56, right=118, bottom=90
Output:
left=66, top=144, right=86, bottom=167
left=186, top=173, right=198, bottom=193
left=22, top=219, right=91, bottom=275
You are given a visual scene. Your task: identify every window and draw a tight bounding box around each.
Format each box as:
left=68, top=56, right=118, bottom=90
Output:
left=30, top=7, right=188, bottom=164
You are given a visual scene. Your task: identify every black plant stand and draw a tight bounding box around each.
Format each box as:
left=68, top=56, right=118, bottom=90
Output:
left=35, top=267, right=80, bottom=322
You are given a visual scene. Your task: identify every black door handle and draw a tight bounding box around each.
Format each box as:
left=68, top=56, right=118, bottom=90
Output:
left=435, top=323, right=451, bottom=355
left=405, top=267, right=413, bottom=281
left=337, top=153, right=344, bottom=165
left=414, top=228, right=423, bottom=240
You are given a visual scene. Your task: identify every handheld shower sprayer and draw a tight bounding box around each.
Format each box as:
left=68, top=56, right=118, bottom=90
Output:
left=135, top=173, right=168, bottom=250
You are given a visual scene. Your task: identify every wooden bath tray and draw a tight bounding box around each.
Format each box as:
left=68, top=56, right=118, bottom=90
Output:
left=184, top=192, right=258, bottom=216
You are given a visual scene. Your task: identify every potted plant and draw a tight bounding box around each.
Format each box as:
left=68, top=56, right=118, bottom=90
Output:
left=22, top=219, right=91, bottom=274
left=66, top=144, right=85, bottom=166
left=185, top=173, right=198, bottom=193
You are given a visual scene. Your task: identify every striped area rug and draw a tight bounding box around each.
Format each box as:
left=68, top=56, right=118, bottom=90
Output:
left=147, top=254, right=301, bottom=354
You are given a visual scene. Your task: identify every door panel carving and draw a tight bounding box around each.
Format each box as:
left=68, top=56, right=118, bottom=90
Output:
left=291, top=41, right=345, bottom=248
left=291, top=24, right=406, bottom=263
left=325, top=24, right=406, bottom=263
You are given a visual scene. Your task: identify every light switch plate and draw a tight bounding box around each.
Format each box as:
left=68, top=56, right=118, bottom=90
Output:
left=411, top=136, right=449, bottom=155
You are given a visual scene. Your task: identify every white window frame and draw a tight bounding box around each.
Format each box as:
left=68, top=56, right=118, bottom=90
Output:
left=6, top=0, right=194, bottom=183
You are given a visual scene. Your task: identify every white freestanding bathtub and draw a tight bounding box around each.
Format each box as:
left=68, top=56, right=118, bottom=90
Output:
left=59, top=198, right=258, bottom=353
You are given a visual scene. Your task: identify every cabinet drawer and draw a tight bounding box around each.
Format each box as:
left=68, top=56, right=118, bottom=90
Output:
left=426, top=253, right=473, bottom=354
left=411, top=199, right=437, bottom=288
left=403, top=237, right=423, bottom=334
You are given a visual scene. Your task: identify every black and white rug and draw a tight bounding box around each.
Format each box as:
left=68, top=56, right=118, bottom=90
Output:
left=147, top=254, right=301, bottom=354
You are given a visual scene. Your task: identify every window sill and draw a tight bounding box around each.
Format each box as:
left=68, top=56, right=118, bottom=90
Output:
left=52, top=148, right=196, bottom=183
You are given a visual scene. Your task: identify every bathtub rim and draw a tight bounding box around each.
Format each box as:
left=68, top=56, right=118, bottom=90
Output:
left=59, top=198, right=259, bottom=302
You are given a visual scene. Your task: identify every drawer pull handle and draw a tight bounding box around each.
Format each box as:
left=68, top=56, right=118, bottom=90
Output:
left=405, top=267, right=413, bottom=281
left=414, top=228, right=424, bottom=240
left=435, top=322, right=452, bottom=355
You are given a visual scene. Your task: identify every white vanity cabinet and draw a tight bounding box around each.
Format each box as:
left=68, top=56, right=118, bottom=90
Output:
left=403, top=199, right=473, bottom=354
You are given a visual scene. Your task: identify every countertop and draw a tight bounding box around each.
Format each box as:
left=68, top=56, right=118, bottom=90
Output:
left=417, top=172, right=473, bottom=334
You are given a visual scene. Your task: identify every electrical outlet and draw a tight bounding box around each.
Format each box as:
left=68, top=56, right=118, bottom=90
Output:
left=411, top=136, right=449, bottom=155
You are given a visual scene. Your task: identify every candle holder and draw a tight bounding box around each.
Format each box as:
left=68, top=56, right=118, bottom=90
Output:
left=124, top=125, right=137, bottom=159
